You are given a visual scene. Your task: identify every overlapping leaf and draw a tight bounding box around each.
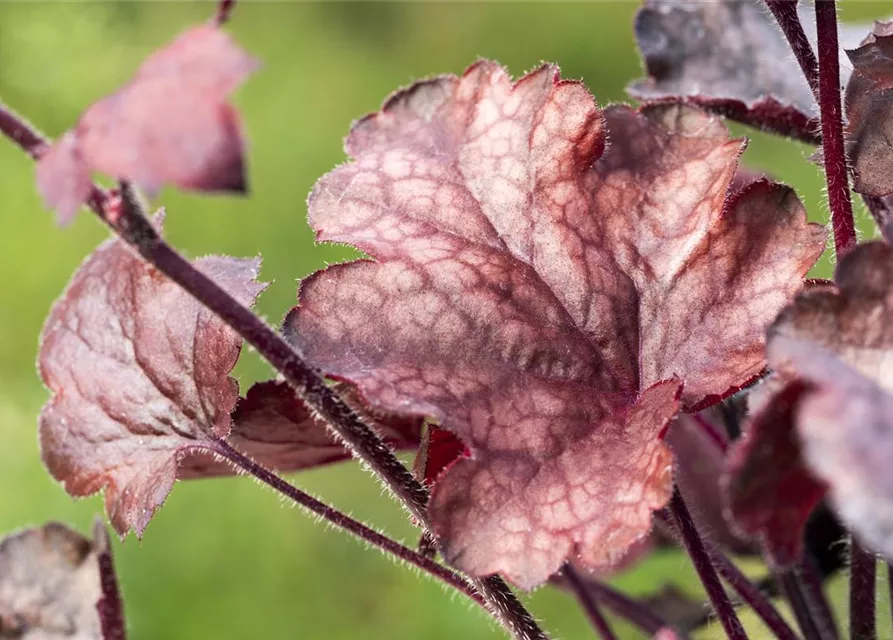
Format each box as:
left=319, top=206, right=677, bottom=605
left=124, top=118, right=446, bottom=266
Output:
left=284, top=60, right=824, bottom=587
left=723, top=380, right=827, bottom=567
left=36, top=24, right=258, bottom=223
left=180, top=380, right=423, bottom=478
left=758, top=242, right=893, bottom=560
left=846, top=21, right=893, bottom=198
left=631, top=0, right=870, bottom=143
left=0, top=523, right=107, bottom=639
left=39, top=222, right=266, bottom=536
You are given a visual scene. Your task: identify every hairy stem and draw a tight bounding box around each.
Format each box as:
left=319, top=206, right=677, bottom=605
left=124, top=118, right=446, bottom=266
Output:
left=815, top=0, right=857, bottom=255
left=213, top=0, right=236, bottom=25
left=562, top=565, right=618, bottom=640
left=849, top=537, right=877, bottom=640
left=778, top=568, right=823, bottom=640
left=0, top=103, right=548, bottom=640
left=206, top=437, right=485, bottom=607
left=799, top=556, right=840, bottom=640
left=764, top=0, right=819, bottom=99
left=577, top=579, right=670, bottom=636
left=667, top=492, right=747, bottom=640
left=656, top=511, right=798, bottom=640
left=93, top=520, right=126, bottom=640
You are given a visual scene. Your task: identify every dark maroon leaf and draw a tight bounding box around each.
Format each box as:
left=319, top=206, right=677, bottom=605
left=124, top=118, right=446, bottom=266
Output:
left=36, top=25, right=257, bottom=223
left=846, top=22, right=893, bottom=197
left=413, top=425, right=468, bottom=487
left=723, top=380, right=827, bottom=567
left=0, top=523, right=108, bottom=639
left=284, top=60, right=824, bottom=587
left=764, top=242, right=893, bottom=560
left=180, top=380, right=423, bottom=477
left=630, top=0, right=870, bottom=142
left=39, top=222, right=266, bottom=536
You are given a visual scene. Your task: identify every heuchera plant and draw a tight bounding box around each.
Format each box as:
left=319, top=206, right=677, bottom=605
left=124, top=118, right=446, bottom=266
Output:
left=7, top=1, right=893, bottom=638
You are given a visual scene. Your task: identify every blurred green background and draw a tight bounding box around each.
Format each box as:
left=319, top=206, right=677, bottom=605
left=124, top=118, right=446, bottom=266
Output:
left=1, top=2, right=891, bottom=638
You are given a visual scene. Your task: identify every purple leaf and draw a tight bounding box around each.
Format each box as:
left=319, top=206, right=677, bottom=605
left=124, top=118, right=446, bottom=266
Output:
left=39, top=222, right=266, bottom=536
left=285, top=60, right=824, bottom=588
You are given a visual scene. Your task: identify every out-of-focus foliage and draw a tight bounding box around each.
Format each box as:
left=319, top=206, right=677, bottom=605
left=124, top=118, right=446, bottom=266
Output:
left=0, top=2, right=889, bottom=638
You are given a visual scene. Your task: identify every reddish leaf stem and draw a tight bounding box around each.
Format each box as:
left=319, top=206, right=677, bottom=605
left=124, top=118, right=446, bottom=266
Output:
left=0, top=103, right=549, bottom=640
left=692, top=413, right=728, bottom=452
left=666, top=492, right=747, bottom=640
left=849, top=537, right=877, bottom=640
left=206, top=437, right=486, bottom=607
left=799, top=557, right=840, bottom=640
left=213, top=0, right=236, bottom=26
left=778, top=568, right=824, bottom=640
left=764, top=0, right=820, bottom=99
left=93, top=520, right=126, bottom=640
left=562, top=565, right=619, bottom=640
left=656, top=511, right=799, bottom=640
left=815, top=0, right=857, bottom=256
left=711, top=554, right=799, bottom=640
left=578, top=579, right=670, bottom=636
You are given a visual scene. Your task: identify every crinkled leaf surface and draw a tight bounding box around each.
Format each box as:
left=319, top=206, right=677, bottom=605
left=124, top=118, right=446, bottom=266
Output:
left=846, top=22, right=893, bottom=197
left=285, top=60, right=824, bottom=588
left=39, top=229, right=266, bottom=536
left=0, top=523, right=103, bottom=639
left=723, top=380, right=827, bottom=567
left=180, top=380, right=423, bottom=477
left=36, top=25, right=257, bottom=223
left=631, top=0, right=869, bottom=139
left=766, top=242, right=893, bottom=559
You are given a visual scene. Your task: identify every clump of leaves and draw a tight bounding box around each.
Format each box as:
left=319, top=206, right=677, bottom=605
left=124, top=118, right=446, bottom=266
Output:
left=5, top=0, right=893, bottom=638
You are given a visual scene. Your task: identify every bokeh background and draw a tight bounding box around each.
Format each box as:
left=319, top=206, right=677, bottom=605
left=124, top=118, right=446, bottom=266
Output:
left=1, top=2, right=892, bottom=638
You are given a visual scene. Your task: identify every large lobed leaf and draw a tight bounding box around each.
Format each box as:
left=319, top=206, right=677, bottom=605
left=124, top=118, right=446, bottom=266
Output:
left=284, top=60, right=825, bottom=588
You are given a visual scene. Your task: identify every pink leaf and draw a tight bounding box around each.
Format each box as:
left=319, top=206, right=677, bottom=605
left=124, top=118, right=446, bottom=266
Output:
left=36, top=25, right=257, bottom=222
left=180, top=380, right=423, bottom=477
left=285, top=61, right=825, bottom=588
left=38, top=224, right=266, bottom=537
left=0, top=523, right=106, bottom=639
